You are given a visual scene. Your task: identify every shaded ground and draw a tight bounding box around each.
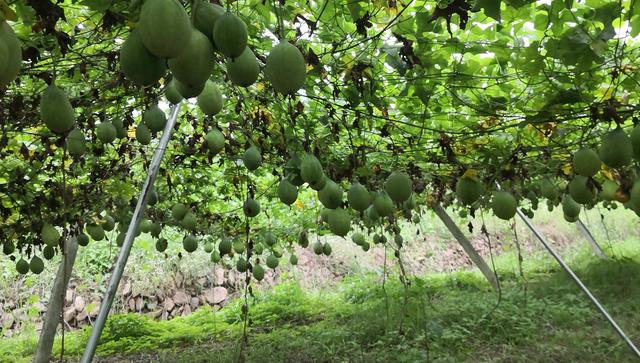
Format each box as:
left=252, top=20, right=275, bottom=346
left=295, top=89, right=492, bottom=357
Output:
left=1, top=239, right=639, bottom=363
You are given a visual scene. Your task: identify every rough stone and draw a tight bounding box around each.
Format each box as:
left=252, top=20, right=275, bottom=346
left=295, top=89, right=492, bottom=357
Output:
left=74, top=296, right=85, bottom=312
left=173, top=291, right=189, bottom=305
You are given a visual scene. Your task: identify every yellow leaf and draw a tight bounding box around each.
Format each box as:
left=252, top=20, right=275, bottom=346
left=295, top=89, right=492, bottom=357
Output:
left=50, top=144, right=57, bottom=152
left=561, top=162, right=572, bottom=175
left=295, top=199, right=304, bottom=209
left=256, top=82, right=265, bottom=91
left=463, top=169, right=478, bottom=179
left=127, top=127, right=136, bottom=139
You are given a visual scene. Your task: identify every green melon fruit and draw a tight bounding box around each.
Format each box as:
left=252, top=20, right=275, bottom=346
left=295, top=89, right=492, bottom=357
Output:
left=300, top=155, right=323, bottom=184
left=204, top=242, right=214, bottom=253
left=156, top=238, right=168, bottom=252
left=169, top=28, right=214, bottom=86
left=365, top=205, right=380, bottom=222
left=226, top=47, right=259, bottom=87
left=361, top=241, right=370, bottom=252
left=243, top=198, right=260, bottom=217
left=455, top=176, right=482, bottom=205
left=402, top=194, right=417, bottom=210
left=233, top=240, right=245, bottom=254
left=29, top=256, right=44, bottom=274
left=116, top=232, right=125, bottom=246
left=41, top=85, right=75, bottom=134
left=347, top=183, right=371, bottom=212
left=313, top=241, right=323, bottom=255
left=253, top=243, right=264, bottom=255
left=149, top=222, right=162, bottom=238
left=573, top=148, right=601, bottom=177
left=183, top=234, right=198, bottom=252
left=77, top=233, right=89, bottom=247
left=206, top=128, right=225, bottom=154
left=66, top=128, right=86, bottom=156
left=599, top=128, right=632, bottom=168
left=136, top=123, right=151, bottom=145
left=308, top=174, right=327, bottom=191
left=137, top=0, right=191, bottom=58
left=385, top=172, right=412, bottom=203
left=327, top=208, right=351, bottom=236
left=290, top=254, right=298, bottom=265
left=101, top=215, right=115, bottom=231
left=564, top=213, right=579, bottom=223
left=236, top=258, right=248, bottom=272
left=318, top=179, right=343, bottom=209
left=250, top=263, right=264, bottom=280
left=41, top=223, right=60, bottom=246
left=629, top=181, right=640, bottom=210
left=264, top=231, right=276, bottom=246
left=16, top=258, right=29, bottom=274
left=0, top=40, right=6, bottom=72
left=193, top=2, right=224, bottom=45
left=272, top=245, right=284, bottom=258
left=172, top=203, right=189, bottom=220
left=219, top=237, right=232, bottom=255
left=3, top=241, right=15, bottom=255
left=266, top=254, right=279, bottom=269
left=0, top=21, right=22, bottom=88
left=322, top=243, right=332, bottom=256
left=630, top=124, right=640, bottom=160
left=600, top=179, right=619, bottom=201
left=320, top=208, right=331, bottom=224
left=213, top=12, right=247, bottom=58
left=148, top=188, right=159, bottom=206
left=197, top=81, right=223, bottom=116
left=181, top=212, right=197, bottom=230
left=210, top=250, right=221, bottom=262
left=112, top=118, right=127, bottom=139
left=352, top=232, right=365, bottom=246
left=373, top=192, right=394, bottom=217
left=278, top=178, right=298, bottom=205
left=568, top=175, right=595, bottom=204
left=43, top=245, right=55, bottom=260
left=265, top=41, right=306, bottom=94
left=97, top=122, right=117, bottom=143
left=139, top=219, right=153, bottom=233
left=394, top=234, right=403, bottom=247
left=298, top=230, right=309, bottom=247
left=242, top=145, right=262, bottom=171
left=175, top=78, right=206, bottom=98
left=120, top=29, right=166, bottom=86
left=143, top=106, right=167, bottom=133
left=165, top=80, right=183, bottom=104
left=86, top=224, right=105, bottom=241
left=491, top=191, right=517, bottom=220
left=562, top=195, right=581, bottom=219
left=540, top=179, right=558, bottom=200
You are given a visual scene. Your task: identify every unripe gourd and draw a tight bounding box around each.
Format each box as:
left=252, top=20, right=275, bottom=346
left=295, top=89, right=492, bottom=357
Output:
left=41, top=85, right=75, bottom=134
left=137, top=0, right=192, bottom=58
left=265, top=41, right=306, bottom=94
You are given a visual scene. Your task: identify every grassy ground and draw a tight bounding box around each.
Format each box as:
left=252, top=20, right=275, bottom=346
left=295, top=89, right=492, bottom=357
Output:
left=1, top=238, right=639, bottom=363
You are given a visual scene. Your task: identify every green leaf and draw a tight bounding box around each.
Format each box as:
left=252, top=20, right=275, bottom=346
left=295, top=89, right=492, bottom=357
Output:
left=476, top=0, right=502, bottom=21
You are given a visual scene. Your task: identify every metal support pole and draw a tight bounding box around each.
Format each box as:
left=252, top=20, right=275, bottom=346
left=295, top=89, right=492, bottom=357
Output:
left=433, top=204, right=499, bottom=291
left=576, top=218, right=607, bottom=259
left=80, top=102, right=182, bottom=362
left=515, top=208, right=640, bottom=358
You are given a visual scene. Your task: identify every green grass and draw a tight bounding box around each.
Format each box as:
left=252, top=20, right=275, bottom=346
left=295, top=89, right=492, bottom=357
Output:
left=2, top=240, right=639, bottom=363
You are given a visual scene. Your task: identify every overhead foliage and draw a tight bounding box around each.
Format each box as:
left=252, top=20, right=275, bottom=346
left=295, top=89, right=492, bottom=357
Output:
left=2, top=0, right=640, bottom=278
